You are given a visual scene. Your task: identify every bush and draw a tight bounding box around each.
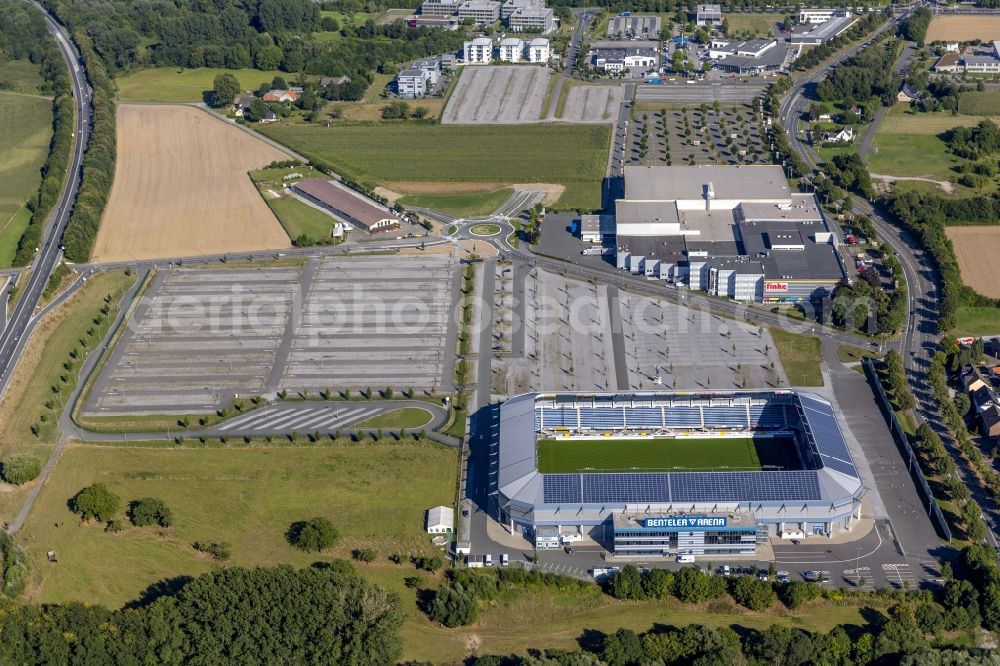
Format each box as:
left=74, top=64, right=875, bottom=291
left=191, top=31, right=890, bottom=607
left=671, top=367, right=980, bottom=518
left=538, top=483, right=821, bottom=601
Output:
left=70, top=482, right=120, bottom=522
left=286, top=517, right=338, bottom=552
left=0, top=455, right=41, bottom=485
left=128, top=497, right=173, bottom=527
left=352, top=548, right=377, bottom=562
left=194, top=541, right=231, bottom=561
left=730, top=576, right=776, bottom=611
left=427, top=584, right=477, bottom=627
left=412, top=555, right=443, bottom=572
left=780, top=580, right=821, bottom=609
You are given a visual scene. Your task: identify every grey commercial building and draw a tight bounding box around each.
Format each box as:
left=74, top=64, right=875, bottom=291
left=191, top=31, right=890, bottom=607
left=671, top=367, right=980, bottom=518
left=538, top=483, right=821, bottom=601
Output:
left=457, top=0, right=501, bottom=24
left=614, top=165, right=846, bottom=303
left=789, top=16, right=858, bottom=45
left=421, top=0, right=463, bottom=16
left=491, top=391, right=865, bottom=556
left=695, top=4, right=722, bottom=26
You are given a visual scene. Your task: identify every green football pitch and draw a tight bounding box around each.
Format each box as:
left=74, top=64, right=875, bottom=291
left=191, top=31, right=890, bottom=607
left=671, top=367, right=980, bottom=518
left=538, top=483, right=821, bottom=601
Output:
left=535, top=437, right=801, bottom=474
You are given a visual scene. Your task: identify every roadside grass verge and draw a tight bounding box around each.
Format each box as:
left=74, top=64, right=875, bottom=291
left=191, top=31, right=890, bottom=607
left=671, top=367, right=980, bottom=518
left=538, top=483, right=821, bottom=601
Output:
left=19, top=441, right=458, bottom=608
left=398, top=188, right=513, bottom=218
left=836, top=344, right=880, bottom=364
left=0, top=92, right=52, bottom=266
left=115, top=67, right=284, bottom=103
left=955, top=306, right=1000, bottom=337
left=0, top=271, right=135, bottom=523
left=770, top=328, right=823, bottom=387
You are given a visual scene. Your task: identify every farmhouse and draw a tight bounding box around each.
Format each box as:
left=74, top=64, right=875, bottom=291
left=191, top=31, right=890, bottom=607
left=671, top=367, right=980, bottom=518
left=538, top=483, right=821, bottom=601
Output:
left=607, top=14, right=662, bottom=40
left=457, top=0, right=501, bottom=24
left=262, top=89, right=299, bottom=103
left=896, top=83, right=922, bottom=103
left=695, top=4, right=722, bottom=27
left=292, top=179, right=401, bottom=234
left=789, top=15, right=858, bottom=45
left=464, top=36, right=494, bottom=63
left=799, top=7, right=849, bottom=24
left=614, top=165, right=846, bottom=303
left=425, top=506, right=454, bottom=534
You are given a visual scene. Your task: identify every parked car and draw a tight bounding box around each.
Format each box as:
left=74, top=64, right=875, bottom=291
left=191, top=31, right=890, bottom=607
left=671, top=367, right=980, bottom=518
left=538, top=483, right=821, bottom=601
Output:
left=677, top=554, right=696, bottom=563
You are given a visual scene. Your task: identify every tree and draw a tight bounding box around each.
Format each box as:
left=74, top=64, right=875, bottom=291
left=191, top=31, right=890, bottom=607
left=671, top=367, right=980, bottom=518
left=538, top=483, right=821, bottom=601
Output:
left=71, top=482, right=121, bottom=522
left=427, top=584, right=477, bottom=627
left=211, top=72, right=240, bottom=108
left=0, top=454, right=41, bottom=485
left=286, top=516, right=339, bottom=551
left=128, top=497, right=173, bottom=527
left=607, top=564, right=644, bottom=600
left=731, top=576, right=776, bottom=611
left=780, top=580, right=819, bottom=609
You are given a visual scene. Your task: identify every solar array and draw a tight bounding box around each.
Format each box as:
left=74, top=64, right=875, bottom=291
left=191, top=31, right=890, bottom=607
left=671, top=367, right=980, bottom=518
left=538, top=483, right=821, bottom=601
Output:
left=799, top=395, right=859, bottom=479
left=534, top=400, right=799, bottom=433
left=542, top=470, right=822, bottom=503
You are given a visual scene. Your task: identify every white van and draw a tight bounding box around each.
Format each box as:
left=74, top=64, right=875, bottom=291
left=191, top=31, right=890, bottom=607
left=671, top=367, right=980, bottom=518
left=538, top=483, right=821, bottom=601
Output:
left=676, top=554, right=696, bottom=563
left=484, top=554, right=493, bottom=567
left=501, top=553, right=509, bottom=566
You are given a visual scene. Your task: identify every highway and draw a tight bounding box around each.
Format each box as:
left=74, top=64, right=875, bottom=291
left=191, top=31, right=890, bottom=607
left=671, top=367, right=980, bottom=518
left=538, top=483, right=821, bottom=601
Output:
left=0, top=1, right=91, bottom=400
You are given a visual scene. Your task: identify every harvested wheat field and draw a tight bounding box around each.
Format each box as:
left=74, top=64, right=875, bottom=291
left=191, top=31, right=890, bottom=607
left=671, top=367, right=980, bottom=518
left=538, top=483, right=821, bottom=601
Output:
left=92, top=105, right=290, bottom=263
left=946, top=226, right=1000, bottom=298
left=926, top=15, right=1000, bottom=42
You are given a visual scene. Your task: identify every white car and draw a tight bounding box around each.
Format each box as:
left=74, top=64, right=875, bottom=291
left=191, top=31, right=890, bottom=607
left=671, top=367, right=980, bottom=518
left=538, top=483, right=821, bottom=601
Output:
left=676, top=554, right=695, bottom=563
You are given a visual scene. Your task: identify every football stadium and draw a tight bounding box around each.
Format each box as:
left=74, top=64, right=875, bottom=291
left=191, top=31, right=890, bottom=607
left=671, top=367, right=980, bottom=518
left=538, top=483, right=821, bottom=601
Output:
left=491, top=391, right=864, bottom=558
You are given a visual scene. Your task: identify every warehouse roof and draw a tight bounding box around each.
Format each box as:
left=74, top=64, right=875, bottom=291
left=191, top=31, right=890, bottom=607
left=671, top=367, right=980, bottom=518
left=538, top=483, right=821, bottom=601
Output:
left=623, top=165, right=791, bottom=202
left=293, top=179, right=400, bottom=230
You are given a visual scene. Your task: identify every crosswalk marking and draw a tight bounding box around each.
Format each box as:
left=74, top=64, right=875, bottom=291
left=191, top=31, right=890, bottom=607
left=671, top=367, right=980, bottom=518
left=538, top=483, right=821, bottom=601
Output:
left=264, top=408, right=325, bottom=430
left=216, top=406, right=387, bottom=434
left=217, top=407, right=279, bottom=432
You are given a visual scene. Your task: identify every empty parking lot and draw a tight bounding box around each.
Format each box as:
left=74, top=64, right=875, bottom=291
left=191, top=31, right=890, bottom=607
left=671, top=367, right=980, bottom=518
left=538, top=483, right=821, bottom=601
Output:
left=441, top=66, right=552, bottom=124
left=636, top=81, right=768, bottom=104
left=82, top=254, right=458, bottom=416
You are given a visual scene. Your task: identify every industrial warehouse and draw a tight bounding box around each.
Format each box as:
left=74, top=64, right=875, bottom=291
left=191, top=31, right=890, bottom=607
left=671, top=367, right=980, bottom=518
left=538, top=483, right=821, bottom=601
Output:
left=614, top=165, right=847, bottom=303
left=491, top=391, right=864, bottom=558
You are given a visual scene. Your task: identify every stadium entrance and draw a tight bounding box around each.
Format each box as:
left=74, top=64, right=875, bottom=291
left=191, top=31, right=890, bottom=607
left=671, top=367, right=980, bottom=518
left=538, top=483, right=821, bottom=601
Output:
left=611, top=512, right=759, bottom=558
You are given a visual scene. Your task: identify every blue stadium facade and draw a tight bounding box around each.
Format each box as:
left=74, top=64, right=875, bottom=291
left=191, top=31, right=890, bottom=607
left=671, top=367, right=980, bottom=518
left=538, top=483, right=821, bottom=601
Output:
left=491, top=391, right=864, bottom=556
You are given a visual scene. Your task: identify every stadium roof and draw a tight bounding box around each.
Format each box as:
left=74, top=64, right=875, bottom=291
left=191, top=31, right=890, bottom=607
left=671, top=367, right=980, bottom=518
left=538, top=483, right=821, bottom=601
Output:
left=496, top=392, right=862, bottom=510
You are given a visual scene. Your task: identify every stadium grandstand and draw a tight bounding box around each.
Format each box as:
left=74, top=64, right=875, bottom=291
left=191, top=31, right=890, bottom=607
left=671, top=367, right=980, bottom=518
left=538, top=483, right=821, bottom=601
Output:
left=491, top=391, right=864, bottom=558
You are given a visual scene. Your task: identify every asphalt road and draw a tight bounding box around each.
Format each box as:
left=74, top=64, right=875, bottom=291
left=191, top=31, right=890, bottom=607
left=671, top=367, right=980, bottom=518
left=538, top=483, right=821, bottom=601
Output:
left=0, top=1, right=91, bottom=402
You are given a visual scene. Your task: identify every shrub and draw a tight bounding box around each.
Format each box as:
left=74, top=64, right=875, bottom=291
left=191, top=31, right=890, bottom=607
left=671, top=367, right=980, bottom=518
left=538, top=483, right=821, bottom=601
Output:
left=194, top=541, right=231, bottom=561
left=730, top=576, right=776, bottom=611
left=128, top=497, right=173, bottom=527
left=352, top=548, right=377, bottom=562
left=105, top=518, right=124, bottom=533
left=427, top=584, right=477, bottom=627
left=0, top=455, right=41, bottom=485
left=286, top=517, right=338, bottom=552
left=412, top=555, right=443, bottom=572
left=781, top=580, right=821, bottom=609
left=70, top=483, right=120, bottom=522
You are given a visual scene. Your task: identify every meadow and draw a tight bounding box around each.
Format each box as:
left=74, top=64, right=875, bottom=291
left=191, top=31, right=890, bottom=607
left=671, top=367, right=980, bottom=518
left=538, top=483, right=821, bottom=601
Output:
left=957, top=90, right=1000, bottom=117
left=955, top=306, right=1000, bottom=337
left=115, top=67, right=285, bottom=103
left=770, top=328, right=823, bottom=387
left=398, top=188, right=514, bottom=217
left=0, top=91, right=52, bottom=267
left=725, top=12, right=785, bottom=36
left=259, top=123, right=612, bottom=210
left=0, top=59, right=46, bottom=94
left=20, top=442, right=458, bottom=607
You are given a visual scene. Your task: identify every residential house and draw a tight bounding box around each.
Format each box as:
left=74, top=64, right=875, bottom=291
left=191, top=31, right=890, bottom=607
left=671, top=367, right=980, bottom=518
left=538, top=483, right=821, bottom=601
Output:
left=897, top=83, right=922, bottom=103
left=262, top=89, right=299, bottom=103
left=821, top=127, right=854, bottom=143
left=695, top=4, right=722, bottom=26
left=526, top=37, right=551, bottom=63
left=260, top=110, right=278, bottom=123
left=933, top=52, right=962, bottom=73
left=499, top=37, right=524, bottom=62
left=962, top=365, right=1000, bottom=439
left=944, top=42, right=960, bottom=53
left=464, top=37, right=494, bottom=63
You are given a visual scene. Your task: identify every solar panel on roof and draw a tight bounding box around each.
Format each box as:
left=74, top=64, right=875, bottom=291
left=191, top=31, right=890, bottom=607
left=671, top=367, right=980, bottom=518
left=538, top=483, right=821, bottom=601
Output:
left=583, top=473, right=670, bottom=503
left=543, top=475, right=582, bottom=503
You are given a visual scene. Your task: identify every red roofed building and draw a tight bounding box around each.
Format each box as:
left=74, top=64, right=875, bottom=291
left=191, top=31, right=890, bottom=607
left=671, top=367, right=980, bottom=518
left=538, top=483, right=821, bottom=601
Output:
left=292, top=179, right=401, bottom=234
left=262, top=89, right=299, bottom=103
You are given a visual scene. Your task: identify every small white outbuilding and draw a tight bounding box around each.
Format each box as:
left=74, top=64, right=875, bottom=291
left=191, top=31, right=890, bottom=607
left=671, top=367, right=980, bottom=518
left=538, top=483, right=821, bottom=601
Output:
left=425, top=505, right=454, bottom=534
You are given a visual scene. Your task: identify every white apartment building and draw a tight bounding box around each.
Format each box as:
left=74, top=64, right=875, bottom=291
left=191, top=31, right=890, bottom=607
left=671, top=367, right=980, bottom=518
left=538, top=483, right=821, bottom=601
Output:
left=499, top=37, right=524, bottom=61
left=464, top=37, right=494, bottom=63
left=396, top=69, right=430, bottom=98
left=526, top=37, right=550, bottom=62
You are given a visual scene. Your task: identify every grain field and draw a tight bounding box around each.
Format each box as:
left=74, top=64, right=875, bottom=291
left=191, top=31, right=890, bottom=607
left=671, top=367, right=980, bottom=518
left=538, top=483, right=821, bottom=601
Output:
left=926, top=15, right=1000, bottom=42
left=946, top=226, right=1000, bottom=298
left=92, top=105, right=290, bottom=263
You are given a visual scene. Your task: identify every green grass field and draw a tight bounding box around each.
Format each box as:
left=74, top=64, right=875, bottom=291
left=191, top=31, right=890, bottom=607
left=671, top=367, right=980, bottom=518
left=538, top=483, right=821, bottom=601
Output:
left=250, top=166, right=335, bottom=242
left=0, top=59, right=46, bottom=94
left=398, top=188, right=514, bottom=217
left=536, top=436, right=801, bottom=473
left=770, top=328, right=824, bottom=387
left=725, top=12, right=785, bottom=36
left=258, top=124, right=612, bottom=211
left=115, top=67, right=285, bottom=103
left=868, top=133, right=959, bottom=179
left=955, top=306, right=1000, bottom=336
left=20, top=442, right=457, bottom=607
left=957, top=90, right=1000, bottom=116
left=354, top=407, right=433, bottom=429
left=0, top=91, right=52, bottom=267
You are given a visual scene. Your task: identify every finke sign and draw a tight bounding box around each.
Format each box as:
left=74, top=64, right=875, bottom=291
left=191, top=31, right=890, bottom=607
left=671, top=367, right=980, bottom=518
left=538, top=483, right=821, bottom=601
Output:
left=765, top=281, right=789, bottom=292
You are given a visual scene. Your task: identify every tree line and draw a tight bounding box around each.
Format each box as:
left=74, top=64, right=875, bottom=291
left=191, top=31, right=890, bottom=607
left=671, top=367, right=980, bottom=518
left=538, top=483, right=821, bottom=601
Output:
left=0, top=1, right=74, bottom=268
left=794, top=12, right=888, bottom=71
left=0, top=564, right=405, bottom=665
left=816, top=36, right=902, bottom=107
left=902, top=7, right=932, bottom=46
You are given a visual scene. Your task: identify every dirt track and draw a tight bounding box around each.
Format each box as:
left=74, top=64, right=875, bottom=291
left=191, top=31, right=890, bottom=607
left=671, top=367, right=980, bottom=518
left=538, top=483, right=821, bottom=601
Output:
left=926, top=15, right=1000, bottom=42
left=91, top=105, right=290, bottom=263
left=946, top=226, right=1000, bottom=298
